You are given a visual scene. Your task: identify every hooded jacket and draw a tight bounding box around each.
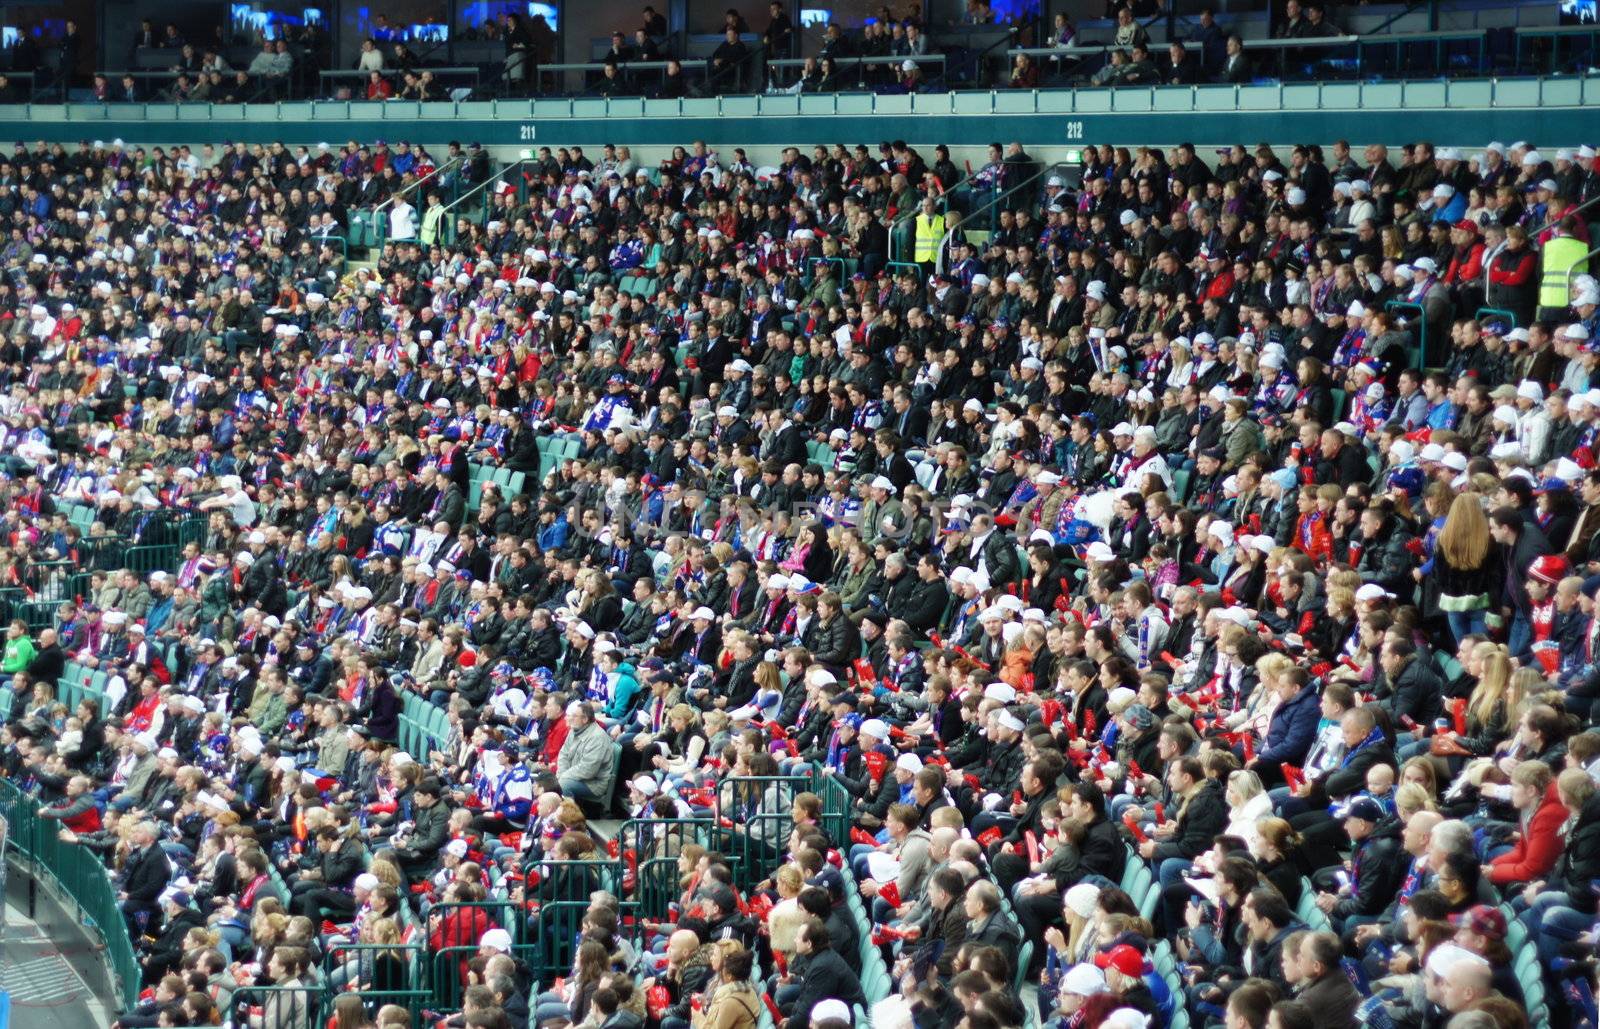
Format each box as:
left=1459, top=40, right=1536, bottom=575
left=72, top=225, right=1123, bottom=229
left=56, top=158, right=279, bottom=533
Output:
left=1331, top=815, right=1405, bottom=918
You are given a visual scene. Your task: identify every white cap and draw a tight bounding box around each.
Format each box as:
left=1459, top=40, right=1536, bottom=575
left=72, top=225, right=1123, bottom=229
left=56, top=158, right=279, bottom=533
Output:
left=1065, top=885, right=1101, bottom=919
left=984, top=682, right=1018, bottom=703
left=870, top=475, right=897, bottom=493
left=691, top=606, right=716, bottom=621
left=632, top=775, right=660, bottom=796
left=997, top=711, right=1026, bottom=733
left=1355, top=584, right=1394, bottom=602
left=479, top=928, right=514, bottom=953
left=1492, top=404, right=1520, bottom=425
left=1517, top=380, right=1544, bottom=402
left=811, top=1000, right=852, bottom=1026
left=896, top=753, right=924, bottom=773
left=1062, top=964, right=1109, bottom=997
left=859, top=719, right=888, bottom=740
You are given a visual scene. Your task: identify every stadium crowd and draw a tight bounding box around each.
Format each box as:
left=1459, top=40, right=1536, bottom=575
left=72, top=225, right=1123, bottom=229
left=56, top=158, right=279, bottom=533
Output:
left=0, top=127, right=1596, bottom=1029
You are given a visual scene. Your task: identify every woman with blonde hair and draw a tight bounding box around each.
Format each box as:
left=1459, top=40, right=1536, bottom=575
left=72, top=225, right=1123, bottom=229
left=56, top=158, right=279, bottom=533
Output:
left=1394, top=782, right=1437, bottom=820
left=1223, top=769, right=1273, bottom=843
left=766, top=865, right=807, bottom=964
left=694, top=943, right=759, bottom=1029
left=1453, top=642, right=1515, bottom=756
left=1430, top=492, right=1495, bottom=641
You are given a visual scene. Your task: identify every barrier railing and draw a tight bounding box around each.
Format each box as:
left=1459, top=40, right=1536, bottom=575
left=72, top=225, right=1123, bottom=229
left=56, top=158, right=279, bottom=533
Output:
left=811, top=766, right=854, bottom=849
left=322, top=942, right=431, bottom=1019
left=713, top=773, right=814, bottom=889
left=617, top=816, right=718, bottom=927
left=519, top=857, right=624, bottom=982
left=1383, top=299, right=1428, bottom=369
left=0, top=777, right=141, bottom=1008
left=226, top=983, right=324, bottom=1029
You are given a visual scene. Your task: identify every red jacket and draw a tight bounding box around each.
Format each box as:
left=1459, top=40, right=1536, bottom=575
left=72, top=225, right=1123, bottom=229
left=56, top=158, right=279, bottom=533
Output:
left=1488, top=781, right=1565, bottom=885
left=429, top=906, right=496, bottom=983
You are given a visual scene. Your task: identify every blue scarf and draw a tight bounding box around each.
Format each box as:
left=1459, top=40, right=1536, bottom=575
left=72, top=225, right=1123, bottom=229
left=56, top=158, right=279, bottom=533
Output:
left=1338, top=725, right=1385, bottom=767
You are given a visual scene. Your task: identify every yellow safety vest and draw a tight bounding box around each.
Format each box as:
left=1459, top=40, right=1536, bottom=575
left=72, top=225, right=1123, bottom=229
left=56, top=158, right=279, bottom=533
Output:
left=420, top=204, right=447, bottom=247
left=913, top=213, right=945, bottom=263
left=1540, top=234, right=1589, bottom=310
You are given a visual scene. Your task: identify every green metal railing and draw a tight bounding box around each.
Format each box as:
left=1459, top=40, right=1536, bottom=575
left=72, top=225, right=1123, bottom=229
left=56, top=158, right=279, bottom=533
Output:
left=811, top=765, right=854, bottom=848
left=1384, top=300, right=1428, bottom=370
left=226, top=984, right=323, bottom=1029
left=323, top=942, right=431, bottom=1019
left=124, top=543, right=180, bottom=576
left=617, top=816, right=718, bottom=925
left=0, top=777, right=142, bottom=1008
left=367, top=154, right=469, bottom=252
left=436, top=158, right=536, bottom=248
left=713, top=774, right=815, bottom=889
left=932, top=161, right=1057, bottom=276
left=1475, top=306, right=1520, bottom=330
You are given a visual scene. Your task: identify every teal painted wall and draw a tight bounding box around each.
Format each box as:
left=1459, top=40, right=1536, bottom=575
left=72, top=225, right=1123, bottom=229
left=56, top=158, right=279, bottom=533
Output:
left=3, top=80, right=1598, bottom=162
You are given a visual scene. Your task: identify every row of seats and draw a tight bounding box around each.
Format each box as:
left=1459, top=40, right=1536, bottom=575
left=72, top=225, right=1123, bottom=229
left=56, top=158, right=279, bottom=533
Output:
left=467, top=461, right=530, bottom=512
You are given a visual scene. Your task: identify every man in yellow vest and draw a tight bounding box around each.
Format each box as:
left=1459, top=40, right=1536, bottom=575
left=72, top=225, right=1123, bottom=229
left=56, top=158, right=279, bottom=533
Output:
left=1539, top=215, right=1590, bottom=320
left=912, top=196, right=945, bottom=275
left=419, top=191, right=448, bottom=248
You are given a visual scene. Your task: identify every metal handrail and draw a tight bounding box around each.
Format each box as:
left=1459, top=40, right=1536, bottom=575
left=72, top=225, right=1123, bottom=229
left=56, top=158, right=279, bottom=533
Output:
left=767, top=54, right=947, bottom=68
left=888, top=160, right=987, bottom=265
left=1481, top=192, right=1600, bottom=296
left=933, top=161, right=1053, bottom=276
left=319, top=66, right=483, bottom=78
left=435, top=157, right=535, bottom=245
left=967, top=26, right=1021, bottom=86
left=1565, top=242, right=1600, bottom=294
left=366, top=152, right=467, bottom=250
left=539, top=58, right=708, bottom=72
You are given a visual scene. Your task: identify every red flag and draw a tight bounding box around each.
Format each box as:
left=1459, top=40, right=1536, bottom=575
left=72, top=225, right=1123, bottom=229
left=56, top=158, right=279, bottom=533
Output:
left=1450, top=697, right=1468, bottom=737
left=976, top=826, right=1004, bottom=848
left=878, top=880, right=901, bottom=908
left=1122, top=811, right=1148, bottom=843
left=1024, top=830, right=1041, bottom=865
left=1281, top=764, right=1305, bottom=792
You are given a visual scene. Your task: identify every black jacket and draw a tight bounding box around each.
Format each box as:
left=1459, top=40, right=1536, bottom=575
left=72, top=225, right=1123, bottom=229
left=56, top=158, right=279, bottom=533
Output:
left=1557, top=791, right=1600, bottom=914
left=1331, top=817, right=1405, bottom=918
left=1378, top=656, right=1443, bottom=730
left=894, top=577, right=950, bottom=633
left=1152, top=778, right=1227, bottom=862
left=121, top=842, right=172, bottom=904
left=782, top=947, right=865, bottom=1029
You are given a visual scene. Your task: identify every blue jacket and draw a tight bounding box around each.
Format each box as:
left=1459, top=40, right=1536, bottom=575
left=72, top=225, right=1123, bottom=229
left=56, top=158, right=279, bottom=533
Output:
left=1257, top=684, right=1321, bottom=766
left=1430, top=192, right=1467, bottom=224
